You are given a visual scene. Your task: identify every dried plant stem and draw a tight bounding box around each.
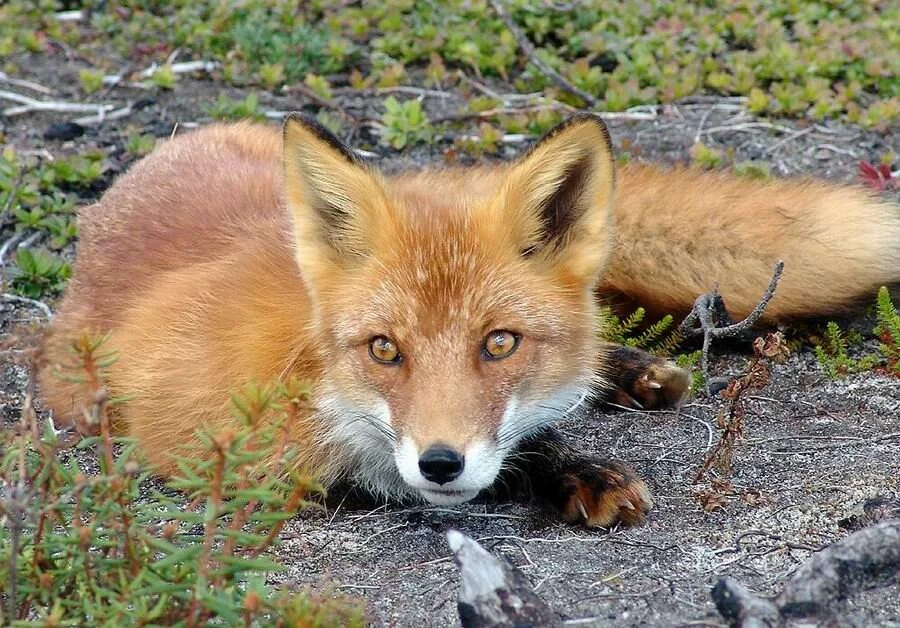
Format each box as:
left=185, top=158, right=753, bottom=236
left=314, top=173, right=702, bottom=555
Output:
left=490, top=0, right=599, bottom=107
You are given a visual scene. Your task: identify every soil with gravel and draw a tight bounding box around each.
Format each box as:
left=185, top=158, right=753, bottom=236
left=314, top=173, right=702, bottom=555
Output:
left=2, top=50, right=899, bottom=627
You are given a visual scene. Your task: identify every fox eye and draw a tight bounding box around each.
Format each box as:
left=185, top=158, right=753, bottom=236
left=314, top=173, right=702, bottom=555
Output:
left=369, top=336, right=402, bottom=364
left=483, top=330, right=520, bottom=360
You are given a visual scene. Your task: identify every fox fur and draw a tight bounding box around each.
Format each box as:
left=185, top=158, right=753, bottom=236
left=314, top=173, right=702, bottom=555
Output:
left=38, top=114, right=900, bottom=522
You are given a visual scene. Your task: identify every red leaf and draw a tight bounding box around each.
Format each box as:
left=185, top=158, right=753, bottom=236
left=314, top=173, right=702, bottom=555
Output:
left=858, top=161, right=896, bottom=191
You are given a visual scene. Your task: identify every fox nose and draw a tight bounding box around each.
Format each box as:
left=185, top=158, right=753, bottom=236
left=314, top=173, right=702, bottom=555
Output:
left=418, top=446, right=464, bottom=485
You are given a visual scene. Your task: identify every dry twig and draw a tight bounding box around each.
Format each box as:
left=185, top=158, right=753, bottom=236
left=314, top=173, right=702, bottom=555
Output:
left=489, top=0, right=598, bottom=107
left=1, top=294, right=54, bottom=319
left=0, top=89, right=115, bottom=117
left=679, top=261, right=785, bottom=393
left=0, top=72, right=53, bottom=95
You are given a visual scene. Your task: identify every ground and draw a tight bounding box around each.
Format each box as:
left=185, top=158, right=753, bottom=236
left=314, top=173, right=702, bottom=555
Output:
left=2, top=28, right=900, bottom=627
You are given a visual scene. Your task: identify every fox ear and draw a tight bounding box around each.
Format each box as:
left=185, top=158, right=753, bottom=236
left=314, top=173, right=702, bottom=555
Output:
left=493, top=114, right=616, bottom=282
left=283, top=113, right=390, bottom=270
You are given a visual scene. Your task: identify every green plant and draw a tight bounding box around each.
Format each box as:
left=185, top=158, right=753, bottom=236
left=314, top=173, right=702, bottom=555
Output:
left=39, top=214, right=78, bottom=249
left=380, top=97, right=433, bottom=150
left=690, top=142, right=725, bottom=169
left=734, top=161, right=771, bottom=180
left=2, top=150, right=89, bottom=281
left=207, top=93, right=266, bottom=122
left=813, top=321, right=880, bottom=379
left=259, top=62, right=286, bottom=90
left=150, top=64, right=178, bottom=89
left=0, top=333, right=364, bottom=626
left=78, top=68, right=105, bottom=94
left=1, top=149, right=40, bottom=212
left=40, top=154, right=105, bottom=188
left=873, top=286, right=900, bottom=376
left=7, top=1, right=899, bottom=125
left=813, top=288, right=900, bottom=379
left=10, top=249, right=72, bottom=298
left=126, top=132, right=158, bottom=157
left=676, top=350, right=705, bottom=396
left=304, top=73, right=333, bottom=100
left=599, top=306, right=683, bottom=357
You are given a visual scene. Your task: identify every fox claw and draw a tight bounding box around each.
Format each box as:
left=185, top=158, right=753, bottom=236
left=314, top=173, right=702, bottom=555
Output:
left=575, top=498, right=589, bottom=520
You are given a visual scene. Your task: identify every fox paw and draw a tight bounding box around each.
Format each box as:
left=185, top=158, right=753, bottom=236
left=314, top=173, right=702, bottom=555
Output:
left=605, top=346, right=690, bottom=410
left=557, top=460, right=653, bottom=528
left=613, top=360, right=690, bottom=410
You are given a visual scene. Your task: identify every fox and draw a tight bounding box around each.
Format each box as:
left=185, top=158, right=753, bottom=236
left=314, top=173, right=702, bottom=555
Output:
left=38, top=113, right=900, bottom=528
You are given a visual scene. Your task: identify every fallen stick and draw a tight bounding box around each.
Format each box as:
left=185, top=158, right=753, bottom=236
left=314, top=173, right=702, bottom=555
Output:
left=712, top=520, right=900, bottom=627
left=0, top=72, right=54, bottom=95
left=1, top=294, right=53, bottom=319
left=489, top=0, right=598, bottom=107
left=446, top=530, right=559, bottom=627
left=74, top=103, right=136, bottom=126
left=679, top=261, right=784, bottom=394
left=0, top=89, right=115, bottom=117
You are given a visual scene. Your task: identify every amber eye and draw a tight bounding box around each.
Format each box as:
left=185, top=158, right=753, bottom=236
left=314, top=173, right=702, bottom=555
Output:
left=483, top=330, right=520, bottom=360
left=369, top=336, right=401, bottom=364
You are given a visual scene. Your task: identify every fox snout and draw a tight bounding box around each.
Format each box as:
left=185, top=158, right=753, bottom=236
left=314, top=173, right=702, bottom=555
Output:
left=394, top=435, right=505, bottom=506
left=418, top=446, right=465, bottom=485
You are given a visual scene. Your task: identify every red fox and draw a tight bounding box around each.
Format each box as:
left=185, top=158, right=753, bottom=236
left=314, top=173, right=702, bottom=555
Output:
left=39, top=114, right=900, bottom=527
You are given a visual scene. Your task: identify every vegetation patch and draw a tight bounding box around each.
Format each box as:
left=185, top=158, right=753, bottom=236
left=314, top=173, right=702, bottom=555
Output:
left=0, top=334, right=362, bottom=626
left=813, top=287, right=900, bottom=379
left=3, top=1, right=897, bottom=127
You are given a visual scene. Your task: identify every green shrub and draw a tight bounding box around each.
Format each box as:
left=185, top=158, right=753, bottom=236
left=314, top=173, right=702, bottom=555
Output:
left=380, top=97, right=432, bottom=149
left=874, top=286, right=900, bottom=376
left=27, top=1, right=891, bottom=125
left=813, top=288, right=900, bottom=379
left=814, top=321, right=880, bottom=379
left=599, top=305, right=682, bottom=357
left=0, top=333, right=363, bottom=626
left=207, top=93, right=266, bottom=122
left=10, top=249, right=72, bottom=298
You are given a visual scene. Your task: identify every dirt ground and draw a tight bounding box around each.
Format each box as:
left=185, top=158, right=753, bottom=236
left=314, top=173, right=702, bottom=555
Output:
left=2, top=52, right=900, bottom=626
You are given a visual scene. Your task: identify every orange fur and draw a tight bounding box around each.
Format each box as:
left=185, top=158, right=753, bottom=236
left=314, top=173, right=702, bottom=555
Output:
left=38, top=116, right=900, bottom=500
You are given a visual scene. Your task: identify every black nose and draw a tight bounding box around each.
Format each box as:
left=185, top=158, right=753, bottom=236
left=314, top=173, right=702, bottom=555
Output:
left=418, top=446, right=464, bottom=485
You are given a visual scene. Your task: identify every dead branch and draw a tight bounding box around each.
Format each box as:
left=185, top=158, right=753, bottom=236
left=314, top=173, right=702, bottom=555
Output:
left=99, top=60, right=220, bottom=90
left=74, top=103, right=137, bottom=126
left=138, top=60, right=219, bottom=79
left=332, top=85, right=458, bottom=99
left=446, top=530, right=559, bottom=627
left=1, top=294, right=53, bottom=319
left=284, top=83, right=376, bottom=127
left=0, top=72, right=53, bottom=95
left=702, top=122, right=797, bottom=136
left=432, top=103, right=575, bottom=123
left=712, top=520, right=900, bottom=627
left=679, top=261, right=784, bottom=393
left=0, top=231, right=40, bottom=267
left=489, top=0, right=598, bottom=107
left=458, top=133, right=531, bottom=144
left=0, top=89, right=116, bottom=117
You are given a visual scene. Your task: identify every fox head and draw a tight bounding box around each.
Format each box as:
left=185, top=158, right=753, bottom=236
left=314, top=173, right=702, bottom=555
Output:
left=283, top=114, right=615, bottom=504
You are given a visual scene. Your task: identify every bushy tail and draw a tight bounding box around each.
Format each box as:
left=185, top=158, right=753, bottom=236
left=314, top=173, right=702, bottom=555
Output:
left=602, top=164, right=900, bottom=320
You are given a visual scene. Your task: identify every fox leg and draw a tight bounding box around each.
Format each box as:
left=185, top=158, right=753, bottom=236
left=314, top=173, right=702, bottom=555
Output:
left=501, top=428, right=653, bottom=528
left=597, top=343, right=691, bottom=410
